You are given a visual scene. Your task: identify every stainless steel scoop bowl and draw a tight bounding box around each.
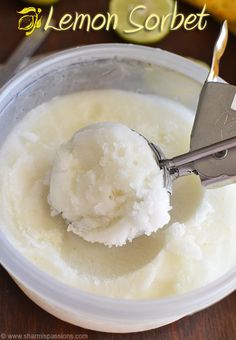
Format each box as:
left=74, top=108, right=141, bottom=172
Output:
left=145, top=21, right=236, bottom=193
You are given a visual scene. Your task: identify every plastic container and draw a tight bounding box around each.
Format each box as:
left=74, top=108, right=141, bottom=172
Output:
left=0, top=44, right=235, bottom=333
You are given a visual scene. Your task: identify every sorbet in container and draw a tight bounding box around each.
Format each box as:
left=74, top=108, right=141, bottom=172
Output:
left=0, top=45, right=235, bottom=333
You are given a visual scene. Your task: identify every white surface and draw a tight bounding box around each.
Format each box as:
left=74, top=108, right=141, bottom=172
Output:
left=1, top=89, right=236, bottom=300
left=49, top=122, right=170, bottom=247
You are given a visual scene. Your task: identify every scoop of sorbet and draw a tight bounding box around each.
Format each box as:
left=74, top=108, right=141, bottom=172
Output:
left=48, top=122, right=171, bottom=247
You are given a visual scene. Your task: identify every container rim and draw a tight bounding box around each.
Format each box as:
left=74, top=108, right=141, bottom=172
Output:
left=0, top=43, right=235, bottom=323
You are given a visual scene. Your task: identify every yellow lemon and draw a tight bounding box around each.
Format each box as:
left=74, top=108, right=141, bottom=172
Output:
left=183, top=0, right=236, bottom=22
left=23, top=0, right=60, bottom=5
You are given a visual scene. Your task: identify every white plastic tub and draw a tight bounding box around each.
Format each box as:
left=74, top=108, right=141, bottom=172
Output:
left=0, top=44, right=235, bottom=333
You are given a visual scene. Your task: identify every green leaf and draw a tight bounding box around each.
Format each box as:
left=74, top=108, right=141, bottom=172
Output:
left=17, top=7, right=37, bottom=15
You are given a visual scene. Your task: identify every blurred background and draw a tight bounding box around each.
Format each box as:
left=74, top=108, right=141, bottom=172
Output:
left=0, top=0, right=235, bottom=83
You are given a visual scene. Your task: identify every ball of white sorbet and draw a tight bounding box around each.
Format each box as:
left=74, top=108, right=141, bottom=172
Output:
left=48, top=122, right=171, bottom=247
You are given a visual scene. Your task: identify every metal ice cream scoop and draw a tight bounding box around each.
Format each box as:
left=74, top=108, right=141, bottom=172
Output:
left=146, top=21, right=236, bottom=193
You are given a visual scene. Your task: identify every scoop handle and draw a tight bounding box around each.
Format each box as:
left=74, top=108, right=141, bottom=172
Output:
left=207, top=20, right=228, bottom=82
left=162, top=136, right=236, bottom=177
left=165, top=20, right=230, bottom=179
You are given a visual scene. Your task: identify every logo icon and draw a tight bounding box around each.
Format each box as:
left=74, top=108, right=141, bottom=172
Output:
left=17, top=7, right=42, bottom=36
